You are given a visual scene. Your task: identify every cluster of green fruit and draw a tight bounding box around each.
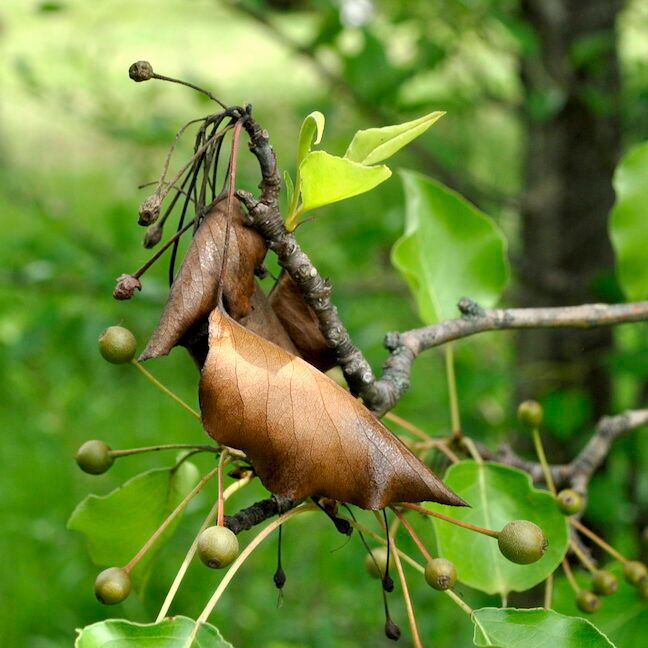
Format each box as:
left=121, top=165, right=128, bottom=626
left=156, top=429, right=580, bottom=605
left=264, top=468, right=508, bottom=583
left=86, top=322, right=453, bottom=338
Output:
left=517, top=400, right=648, bottom=614
left=80, top=327, right=242, bottom=605
left=365, top=518, right=547, bottom=596
left=92, top=527, right=240, bottom=605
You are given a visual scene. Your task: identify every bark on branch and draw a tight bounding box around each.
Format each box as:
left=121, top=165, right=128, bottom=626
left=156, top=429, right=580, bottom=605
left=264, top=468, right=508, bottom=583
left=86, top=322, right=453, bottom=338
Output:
left=478, top=408, right=648, bottom=492
left=366, top=298, right=648, bottom=415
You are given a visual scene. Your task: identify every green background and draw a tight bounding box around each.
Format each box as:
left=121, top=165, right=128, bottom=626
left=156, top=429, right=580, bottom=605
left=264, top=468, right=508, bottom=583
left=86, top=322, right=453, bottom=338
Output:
left=1, top=1, right=646, bottom=646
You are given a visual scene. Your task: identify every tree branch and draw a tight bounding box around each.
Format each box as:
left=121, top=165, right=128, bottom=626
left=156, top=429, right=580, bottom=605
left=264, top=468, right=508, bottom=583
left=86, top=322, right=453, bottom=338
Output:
left=365, top=298, right=648, bottom=415
left=568, top=409, right=648, bottom=493
left=477, top=408, right=648, bottom=492
left=224, top=494, right=297, bottom=535
left=237, top=113, right=376, bottom=397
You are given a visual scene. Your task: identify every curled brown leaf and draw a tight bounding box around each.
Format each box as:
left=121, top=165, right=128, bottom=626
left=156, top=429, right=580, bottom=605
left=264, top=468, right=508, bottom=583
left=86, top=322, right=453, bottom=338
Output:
left=269, top=271, right=337, bottom=372
left=139, top=198, right=266, bottom=361
left=200, top=309, right=466, bottom=510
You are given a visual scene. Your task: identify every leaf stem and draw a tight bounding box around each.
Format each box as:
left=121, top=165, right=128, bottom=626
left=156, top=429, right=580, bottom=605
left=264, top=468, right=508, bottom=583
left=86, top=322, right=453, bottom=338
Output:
left=216, top=450, right=229, bottom=527
left=461, top=437, right=483, bottom=465
left=544, top=572, right=554, bottom=609
left=570, top=518, right=627, bottom=564
left=184, top=504, right=316, bottom=647
left=131, top=217, right=197, bottom=279
left=385, top=412, right=460, bottom=463
left=110, top=443, right=218, bottom=458
left=391, top=507, right=433, bottom=562
left=562, top=558, right=580, bottom=593
left=131, top=360, right=201, bottom=419
left=339, top=513, right=473, bottom=615
left=399, top=502, right=499, bottom=539
left=444, top=344, right=462, bottom=440
left=123, top=466, right=219, bottom=574
left=570, top=539, right=597, bottom=573
left=391, top=533, right=424, bottom=648
left=151, top=72, right=228, bottom=110
left=156, top=473, right=252, bottom=622
left=531, top=427, right=556, bottom=495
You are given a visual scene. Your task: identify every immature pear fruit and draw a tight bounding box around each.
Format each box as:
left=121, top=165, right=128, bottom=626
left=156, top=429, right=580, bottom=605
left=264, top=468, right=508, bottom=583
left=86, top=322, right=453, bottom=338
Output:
left=517, top=400, right=543, bottom=429
left=197, top=525, right=239, bottom=569
left=365, top=546, right=393, bottom=579
left=576, top=589, right=601, bottom=614
left=591, top=570, right=619, bottom=596
left=98, top=326, right=137, bottom=364
left=623, top=560, right=648, bottom=587
left=498, top=520, right=548, bottom=564
left=75, top=440, right=114, bottom=475
left=94, top=567, right=131, bottom=605
left=556, top=489, right=584, bottom=516
left=424, top=558, right=457, bottom=591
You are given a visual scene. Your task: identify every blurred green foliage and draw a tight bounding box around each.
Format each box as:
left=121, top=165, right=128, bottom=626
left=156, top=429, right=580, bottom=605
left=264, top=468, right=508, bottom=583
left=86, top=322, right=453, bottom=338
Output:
left=1, top=1, right=647, bottom=646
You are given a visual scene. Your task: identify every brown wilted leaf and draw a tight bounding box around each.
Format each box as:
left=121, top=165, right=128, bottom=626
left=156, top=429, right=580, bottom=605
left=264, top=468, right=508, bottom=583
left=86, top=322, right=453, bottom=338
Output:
left=240, top=283, right=299, bottom=355
left=200, top=309, right=466, bottom=510
left=139, top=198, right=266, bottom=361
left=269, top=271, right=337, bottom=372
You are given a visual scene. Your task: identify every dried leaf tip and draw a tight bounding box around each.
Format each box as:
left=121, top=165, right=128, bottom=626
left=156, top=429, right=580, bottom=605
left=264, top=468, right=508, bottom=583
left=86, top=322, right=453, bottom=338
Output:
left=129, top=60, right=154, bottom=82
left=138, top=194, right=162, bottom=226
left=113, top=274, right=142, bottom=301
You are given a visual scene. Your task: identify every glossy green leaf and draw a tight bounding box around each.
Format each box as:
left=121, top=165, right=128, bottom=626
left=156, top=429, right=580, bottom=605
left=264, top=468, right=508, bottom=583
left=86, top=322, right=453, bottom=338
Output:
left=345, top=111, right=444, bottom=165
left=553, top=563, right=647, bottom=647
left=287, top=111, right=326, bottom=225
left=428, top=461, right=569, bottom=595
left=283, top=170, right=294, bottom=208
left=68, top=462, right=200, bottom=586
left=299, top=151, right=391, bottom=213
left=472, top=608, right=615, bottom=648
left=75, top=616, right=233, bottom=647
left=609, top=141, right=648, bottom=300
left=393, top=170, right=509, bottom=324
left=296, top=110, right=325, bottom=167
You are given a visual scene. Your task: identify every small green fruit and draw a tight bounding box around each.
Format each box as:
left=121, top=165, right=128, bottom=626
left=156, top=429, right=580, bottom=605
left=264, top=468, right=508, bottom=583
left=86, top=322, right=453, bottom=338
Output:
left=517, top=400, right=543, bottom=428
left=94, top=567, right=131, bottom=605
left=75, top=440, right=114, bottom=474
left=98, top=326, right=136, bottom=364
left=576, top=589, right=601, bottom=614
left=424, top=558, right=457, bottom=591
left=556, top=489, right=584, bottom=516
left=591, top=570, right=618, bottom=596
left=623, top=560, right=648, bottom=587
left=197, top=526, right=239, bottom=569
left=365, top=546, right=393, bottom=579
left=498, top=520, right=548, bottom=564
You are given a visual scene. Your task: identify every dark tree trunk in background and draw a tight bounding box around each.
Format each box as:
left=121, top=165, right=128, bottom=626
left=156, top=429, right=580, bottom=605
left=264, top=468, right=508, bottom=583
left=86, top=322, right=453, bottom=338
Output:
left=518, top=0, right=622, bottom=420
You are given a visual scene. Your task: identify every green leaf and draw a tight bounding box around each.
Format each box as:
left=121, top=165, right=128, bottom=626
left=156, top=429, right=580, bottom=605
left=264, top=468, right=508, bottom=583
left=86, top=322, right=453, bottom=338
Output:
left=287, top=111, right=326, bottom=225
left=609, top=141, right=648, bottom=300
left=283, top=170, right=294, bottom=208
left=472, top=608, right=615, bottom=648
left=345, top=111, right=444, bottom=165
left=392, top=171, right=509, bottom=324
left=429, top=461, right=569, bottom=595
left=68, top=462, right=200, bottom=587
left=553, top=563, right=647, bottom=647
left=299, top=151, right=391, bottom=213
left=296, top=111, right=325, bottom=168
left=75, top=616, right=233, bottom=647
